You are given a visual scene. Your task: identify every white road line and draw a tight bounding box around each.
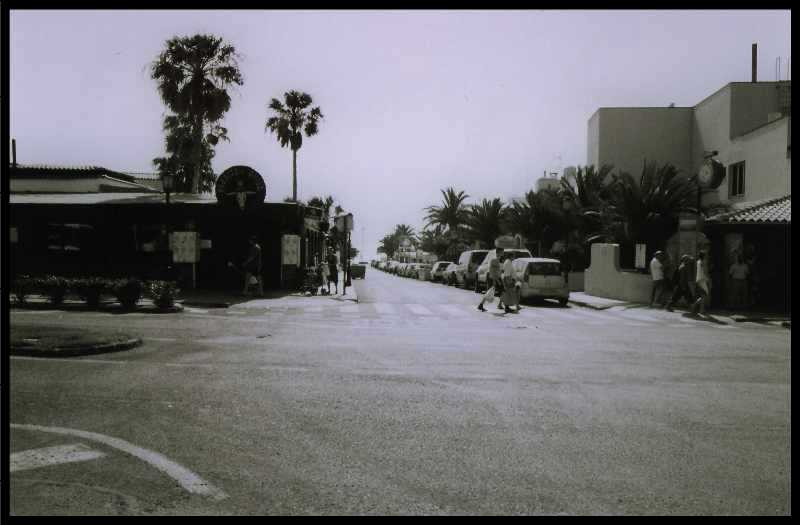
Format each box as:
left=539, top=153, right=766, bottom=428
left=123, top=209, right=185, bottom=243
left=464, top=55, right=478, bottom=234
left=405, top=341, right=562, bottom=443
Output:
left=373, top=303, right=397, bottom=315
left=406, top=304, right=434, bottom=316
left=11, top=443, right=106, bottom=473
left=11, top=424, right=227, bottom=500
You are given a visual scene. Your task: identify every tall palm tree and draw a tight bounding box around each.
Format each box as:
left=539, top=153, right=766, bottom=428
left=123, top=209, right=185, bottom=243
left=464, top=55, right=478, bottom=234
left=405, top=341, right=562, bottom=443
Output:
left=265, top=90, right=324, bottom=202
left=423, top=187, right=470, bottom=233
left=151, top=34, right=243, bottom=193
left=465, top=198, right=506, bottom=248
left=504, top=189, right=569, bottom=256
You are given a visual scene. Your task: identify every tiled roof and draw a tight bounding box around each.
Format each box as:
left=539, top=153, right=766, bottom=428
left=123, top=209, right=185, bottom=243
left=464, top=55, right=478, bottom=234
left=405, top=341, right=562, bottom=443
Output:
left=707, top=195, right=791, bottom=224
left=121, top=171, right=161, bottom=180
left=9, top=163, right=136, bottom=182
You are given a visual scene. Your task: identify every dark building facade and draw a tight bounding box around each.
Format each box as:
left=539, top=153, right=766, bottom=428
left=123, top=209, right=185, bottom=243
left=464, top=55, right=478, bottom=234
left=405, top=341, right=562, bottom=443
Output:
left=9, top=193, right=326, bottom=291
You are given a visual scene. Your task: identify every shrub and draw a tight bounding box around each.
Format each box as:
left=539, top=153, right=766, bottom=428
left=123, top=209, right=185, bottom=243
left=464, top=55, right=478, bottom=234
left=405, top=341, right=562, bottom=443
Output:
left=11, top=276, right=36, bottom=305
left=112, top=278, right=143, bottom=310
left=146, top=280, right=180, bottom=309
left=74, top=277, right=108, bottom=308
left=39, top=275, right=70, bottom=305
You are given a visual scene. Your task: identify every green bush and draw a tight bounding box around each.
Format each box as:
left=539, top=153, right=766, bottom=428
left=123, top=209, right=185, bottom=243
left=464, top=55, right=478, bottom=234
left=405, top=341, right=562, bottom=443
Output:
left=39, top=275, right=70, bottom=305
left=112, top=278, right=143, bottom=310
left=11, top=276, right=36, bottom=305
left=74, top=277, right=108, bottom=308
left=146, top=280, right=180, bottom=309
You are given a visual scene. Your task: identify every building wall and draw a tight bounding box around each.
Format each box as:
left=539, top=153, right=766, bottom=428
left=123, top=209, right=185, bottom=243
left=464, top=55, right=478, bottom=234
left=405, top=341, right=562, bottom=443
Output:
left=725, top=117, right=791, bottom=203
left=585, top=243, right=652, bottom=302
left=589, top=107, right=694, bottom=177
left=535, top=177, right=560, bottom=192
left=729, top=82, right=788, bottom=139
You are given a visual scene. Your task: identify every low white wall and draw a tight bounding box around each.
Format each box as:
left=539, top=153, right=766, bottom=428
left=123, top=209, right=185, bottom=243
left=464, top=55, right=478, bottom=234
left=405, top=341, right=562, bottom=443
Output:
left=585, top=244, right=652, bottom=303
left=567, top=271, right=584, bottom=292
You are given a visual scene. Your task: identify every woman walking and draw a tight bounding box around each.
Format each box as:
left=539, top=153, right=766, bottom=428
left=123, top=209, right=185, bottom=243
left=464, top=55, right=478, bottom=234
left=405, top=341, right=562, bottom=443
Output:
left=693, top=251, right=711, bottom=315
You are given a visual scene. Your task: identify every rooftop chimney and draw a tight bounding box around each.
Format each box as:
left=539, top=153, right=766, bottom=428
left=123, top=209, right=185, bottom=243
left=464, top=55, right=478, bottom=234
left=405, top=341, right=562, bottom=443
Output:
left=752, top=43, right=758, bottom=82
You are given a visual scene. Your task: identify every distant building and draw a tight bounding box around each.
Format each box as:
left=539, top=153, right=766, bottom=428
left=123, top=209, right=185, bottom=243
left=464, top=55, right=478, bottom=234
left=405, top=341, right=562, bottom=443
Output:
left=535, top=170, right=561, bottom=193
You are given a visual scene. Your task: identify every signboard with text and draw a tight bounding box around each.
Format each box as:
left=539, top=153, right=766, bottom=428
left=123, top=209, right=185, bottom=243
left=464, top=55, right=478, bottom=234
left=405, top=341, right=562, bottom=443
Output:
left=282, top=234, right=301, bottom=266
left=170, top=231, right=200, bottom=263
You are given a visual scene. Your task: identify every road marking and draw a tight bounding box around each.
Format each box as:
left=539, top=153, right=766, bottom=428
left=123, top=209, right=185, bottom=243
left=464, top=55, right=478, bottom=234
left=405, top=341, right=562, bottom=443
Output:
left=11, top=443, right=106, bottom=472
left=406, top=304, right=434, bottom=316
left=11, top=424, right=227, bottom=500
left=11, top=356, right=129, bottom=365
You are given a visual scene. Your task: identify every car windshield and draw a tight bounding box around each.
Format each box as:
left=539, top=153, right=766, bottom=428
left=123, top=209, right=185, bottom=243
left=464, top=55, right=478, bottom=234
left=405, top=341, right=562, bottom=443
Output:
left=528, top=262, right=561, bottom=275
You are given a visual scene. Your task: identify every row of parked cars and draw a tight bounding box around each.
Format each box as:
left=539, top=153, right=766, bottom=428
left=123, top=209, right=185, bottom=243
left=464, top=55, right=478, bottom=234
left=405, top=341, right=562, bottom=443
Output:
left=372, top=248, right=570, bottom=305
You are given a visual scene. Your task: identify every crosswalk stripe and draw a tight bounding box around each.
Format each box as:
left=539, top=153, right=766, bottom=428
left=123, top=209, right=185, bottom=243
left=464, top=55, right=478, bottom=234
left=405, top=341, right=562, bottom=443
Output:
left=11, top=443, right=106, bottom=472
left=407, top=304, right=434, bottom=316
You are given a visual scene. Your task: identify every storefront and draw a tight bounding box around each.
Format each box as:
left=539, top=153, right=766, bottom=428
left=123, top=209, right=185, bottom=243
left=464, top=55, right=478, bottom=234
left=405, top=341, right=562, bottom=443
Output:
left=9, top=194, right=327, bottom=292
left=705, top=195, right=791, bottom=313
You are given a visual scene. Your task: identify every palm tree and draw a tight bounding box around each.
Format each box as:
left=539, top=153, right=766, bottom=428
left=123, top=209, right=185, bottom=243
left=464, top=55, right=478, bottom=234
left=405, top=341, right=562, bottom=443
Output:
left=424, top=187, right=470, bottom=233
left=590, top=160, right=698, bottom=248
left=151, top=34, right=243, bottom=193
left=265, top=91, right=324, bottom=202
left=504, top=189, right=569, bottom=256
left=465, top=198, right=506, bottom=248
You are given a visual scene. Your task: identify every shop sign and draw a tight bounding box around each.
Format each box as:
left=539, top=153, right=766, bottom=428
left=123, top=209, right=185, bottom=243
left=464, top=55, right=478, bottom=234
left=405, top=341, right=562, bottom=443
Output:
left=282, top=234, right=301, bottom=266
left=215, top=165, right=267, bottom=210
left=171, top=231, right=200, bottom=263
left=635, top=243, right=647, bottom=269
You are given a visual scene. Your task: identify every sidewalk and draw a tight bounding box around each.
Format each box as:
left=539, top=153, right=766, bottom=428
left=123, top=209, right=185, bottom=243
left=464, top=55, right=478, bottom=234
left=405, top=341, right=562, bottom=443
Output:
left=569, top=291, right=790, bottom=327
left=179, top=274, right=358, bottom=309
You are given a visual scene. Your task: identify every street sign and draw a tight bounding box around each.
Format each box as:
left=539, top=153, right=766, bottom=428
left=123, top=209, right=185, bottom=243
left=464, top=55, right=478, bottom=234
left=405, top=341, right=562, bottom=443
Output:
left=282, top=234, right=301, bottom=266
left=170, top=232, right=200, bottom=263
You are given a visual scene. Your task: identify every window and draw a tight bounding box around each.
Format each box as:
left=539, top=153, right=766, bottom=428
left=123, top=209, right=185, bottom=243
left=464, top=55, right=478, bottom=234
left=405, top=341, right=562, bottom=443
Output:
left=729, top=161, right=746, bottom=198
left=46, top=223, right=94, bottom=252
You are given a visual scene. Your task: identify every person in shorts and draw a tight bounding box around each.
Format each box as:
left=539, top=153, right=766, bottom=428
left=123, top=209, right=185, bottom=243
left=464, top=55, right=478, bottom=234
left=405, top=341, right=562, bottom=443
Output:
left=243, top=236, right=263, bottom=297
left=477, top=247, right=504, bottom=312
left=327, top=251, right=339, bottom=295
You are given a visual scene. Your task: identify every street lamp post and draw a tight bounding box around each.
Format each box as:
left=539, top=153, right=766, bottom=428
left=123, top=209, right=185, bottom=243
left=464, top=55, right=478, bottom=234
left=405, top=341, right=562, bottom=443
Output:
left=162, top=173, right=175, bottom=281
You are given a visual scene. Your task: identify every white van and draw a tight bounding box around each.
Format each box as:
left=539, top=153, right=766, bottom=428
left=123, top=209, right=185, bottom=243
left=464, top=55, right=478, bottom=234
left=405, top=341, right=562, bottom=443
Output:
left=511, top=257, right=569, bottom=306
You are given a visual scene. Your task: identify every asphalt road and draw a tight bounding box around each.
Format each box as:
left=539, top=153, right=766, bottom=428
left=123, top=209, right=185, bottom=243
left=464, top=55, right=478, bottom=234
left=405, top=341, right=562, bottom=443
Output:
left=9, top=267, right=791, bottom=515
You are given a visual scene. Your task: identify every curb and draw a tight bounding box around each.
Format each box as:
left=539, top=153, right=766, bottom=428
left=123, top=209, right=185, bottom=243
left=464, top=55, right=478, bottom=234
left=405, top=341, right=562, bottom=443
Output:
left=568, top=300, right=615, bottom=311
left=10, top=337, right=143, bottom=358
left=180, top=301, right=230, bottom=308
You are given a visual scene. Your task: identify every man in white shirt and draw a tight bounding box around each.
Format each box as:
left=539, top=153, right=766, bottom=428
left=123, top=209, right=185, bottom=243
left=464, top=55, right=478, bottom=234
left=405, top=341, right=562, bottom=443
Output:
left=649, top=251, right=666, bottom=308
left=501, top=253, right=520, bottom=313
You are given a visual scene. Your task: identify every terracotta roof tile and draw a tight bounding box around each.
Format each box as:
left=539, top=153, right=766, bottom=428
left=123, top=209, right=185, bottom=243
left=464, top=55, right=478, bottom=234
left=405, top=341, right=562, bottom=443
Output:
left=707, top=195, right=791, bottom=224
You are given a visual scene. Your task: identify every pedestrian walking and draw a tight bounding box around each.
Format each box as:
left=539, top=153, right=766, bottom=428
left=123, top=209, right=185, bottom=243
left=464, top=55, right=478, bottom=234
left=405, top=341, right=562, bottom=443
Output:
left=477, top=247, right=504, bottom=312
left=501, top=252, right=520, bottom=313
left=649, top=251, right=667, bottom=308
left=728, top=255, right=749, bottom=309
left=319, top=260, right=330, bottom=295
left=242, top=236, right=263, bottom=297
left=665, top=254, right=695, bottom=311
left=327, top=251, right=339, bottom=295
left=692, top=251, right=711, bottom=314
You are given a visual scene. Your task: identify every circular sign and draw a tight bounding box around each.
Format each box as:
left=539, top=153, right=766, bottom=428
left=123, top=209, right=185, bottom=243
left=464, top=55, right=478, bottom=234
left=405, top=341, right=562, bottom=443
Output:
left=215, top=166, right=267, bottom=210
left=697, top=159, right=725, bottom=189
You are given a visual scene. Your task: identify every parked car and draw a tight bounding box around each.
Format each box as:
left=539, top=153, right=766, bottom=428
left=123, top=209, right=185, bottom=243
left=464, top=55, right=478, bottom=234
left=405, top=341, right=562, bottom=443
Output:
left=511, top=257, right=569, bottom=306
left=475, top=248, right=533, bottom=292
left=430, top=261, right=452, bottom=282
left=453, top=249, right=489, bottom=289
left=350, top=261, right=367, bottom=279
left=410, top=263, right=432, bottom=280
left=442, top=262, right=459, bottom=285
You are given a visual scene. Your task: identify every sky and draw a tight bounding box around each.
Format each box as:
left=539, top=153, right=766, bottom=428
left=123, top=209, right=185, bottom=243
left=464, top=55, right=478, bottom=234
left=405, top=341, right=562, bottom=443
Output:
left=9, top=9, right=791, bottom=258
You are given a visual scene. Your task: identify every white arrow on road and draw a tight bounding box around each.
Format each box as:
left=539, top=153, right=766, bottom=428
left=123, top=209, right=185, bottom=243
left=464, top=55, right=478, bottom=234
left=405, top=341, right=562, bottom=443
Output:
left=11, top=443, right=106, bottom=472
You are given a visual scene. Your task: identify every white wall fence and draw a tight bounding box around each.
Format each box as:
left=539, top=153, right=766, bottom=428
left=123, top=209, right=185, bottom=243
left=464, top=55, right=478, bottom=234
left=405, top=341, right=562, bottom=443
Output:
left=585, top=243, right=652, bottom=303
